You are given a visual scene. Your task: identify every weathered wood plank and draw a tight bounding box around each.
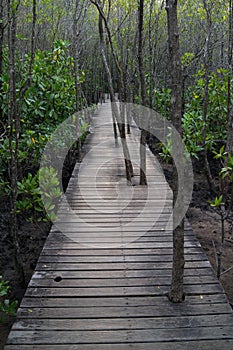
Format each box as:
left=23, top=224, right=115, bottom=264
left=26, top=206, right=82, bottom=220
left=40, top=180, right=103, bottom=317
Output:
left=6, top=326, right=233, bottom=344
left=25, top=283, right=224, bottom=297
left=35, top=261, right=212, bottom=271
left=37, top=254, right=208, bottom=264
left=4, top=341, right=233, bottom=350
left=29, top=267, right=216, bottom=279
left=10, top=314, right=233, bottom=332
left=29, top=275, right=219, bottom=289
left=20, top=294, right=229, bottom=308
left=41, top=246, right=202, bottom=253
left=16, top=303, right=232, bottom=319
left=41, top=241, right=201, bottom=249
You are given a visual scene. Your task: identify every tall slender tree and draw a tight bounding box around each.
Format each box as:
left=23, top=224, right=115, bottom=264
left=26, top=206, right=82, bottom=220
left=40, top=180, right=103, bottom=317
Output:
left=73, top=0, right=87, bottom=160
left=0, top=0, right=6, bottom=121
left=7, top=0, right=37, bottom=286
left=7, top=0, right=25, bottom=285
left=201, top=0, right=214, bottom=192
left=138, top=0, right=147, bottom=186
left=91, top=0, right=134, bottom=183
left=227, top=0, right=233, bottom=154
left=166, top=0, right=185, bottom=303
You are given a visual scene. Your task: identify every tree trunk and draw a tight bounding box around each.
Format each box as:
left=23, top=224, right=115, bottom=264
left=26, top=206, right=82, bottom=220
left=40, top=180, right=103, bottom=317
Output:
left=73, top=0, right=82, bottom=161
left=7, top=0, right=25, bottom=286
left=0, top=0, right=4, bottom=120
left=227, top=0, right=233, bottom=154
left=91, top=0, right=132, bottom=145
left=98, top=14, right=133, bottom=183
left=202, top=0, right=215, bottom=193
left=227, top=107, right=233, bottom=154
left=7, top=0, right=37, bottom=286
left=166, top=0, right=185, bottom=303
left=138, top=0, right=147, bottom=186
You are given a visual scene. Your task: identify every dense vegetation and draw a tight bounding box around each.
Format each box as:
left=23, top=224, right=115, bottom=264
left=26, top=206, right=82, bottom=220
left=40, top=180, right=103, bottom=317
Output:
left=1, top=0, right=233, bottom=320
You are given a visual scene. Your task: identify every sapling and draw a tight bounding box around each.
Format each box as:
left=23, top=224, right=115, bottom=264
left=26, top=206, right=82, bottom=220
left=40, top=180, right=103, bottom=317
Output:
left=208, top=146, right=233, bottom=278
left=0, top=276, right=18, bottom=322
left=209, top=196, right=227, bottom=278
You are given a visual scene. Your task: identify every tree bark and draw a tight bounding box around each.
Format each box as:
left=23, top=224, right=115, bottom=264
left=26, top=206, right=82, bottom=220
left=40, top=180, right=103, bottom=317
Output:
left=202, top=0, right=215, bottom=193
left=0, top=0, right=5, bottom=120
left=138, top=0, right=147, bottom=186
left=7, top=0, right=25, bottom=286
left=7, top=0, right=37, bottom=286
left=90, top=0, right=131, bottom=145
left=166, top=0, right=185, bottom=303
left=226, top=0, right=233, bottom=154
left=73, top=0, right=83, bottom=161
left=98, top=14, right=133, bottom=183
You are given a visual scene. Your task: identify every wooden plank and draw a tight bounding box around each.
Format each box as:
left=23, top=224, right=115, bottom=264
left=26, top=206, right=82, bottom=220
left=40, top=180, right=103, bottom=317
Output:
left=5, top=340, right=233, bottom=350
left=28, top=275, right=218, bottom=288
left=29, top=267, right=216, bottom=279
left=6, top=326, right=233, bottom=344
left=15, top=302, right=233, bottom=319
left=41, top=241, right=201, bottom=249
left=40, top=247, right=201, bottom=255
left=25, top=283, right=224, bottom=297
left=20, top=294, right=229, bottom=308
left=35, top=261, right=212, bottom=272
left=10, top=314, right=233, bottom=331
left=37, top=254, right=208, bottom=264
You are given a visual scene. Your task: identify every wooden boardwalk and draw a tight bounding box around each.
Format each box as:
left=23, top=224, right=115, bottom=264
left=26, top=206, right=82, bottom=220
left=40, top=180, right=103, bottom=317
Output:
left=5, top=101, right=233, bottom=349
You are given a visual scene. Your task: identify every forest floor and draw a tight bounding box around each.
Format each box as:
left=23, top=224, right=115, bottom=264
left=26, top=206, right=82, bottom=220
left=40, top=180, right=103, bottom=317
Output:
left=187, top=162, right=233, bottom=307
left=0, top=211, right=51, bottom=350
left=0, top=153, right=233, bottom=350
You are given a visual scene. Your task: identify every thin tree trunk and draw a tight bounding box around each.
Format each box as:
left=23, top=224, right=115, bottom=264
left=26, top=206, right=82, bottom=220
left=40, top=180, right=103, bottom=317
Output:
left=202, top=0, right=215, bottom=193
left=123, top=25, right=131, bottom=134
left=202, top=67, right=214, bottom=190
left=7, top=0, right=25, bottom=286
left=73, top=0, right=82, bottom=161
left=166, top=0, right=185, bottom=303
left=227, top=0, right=233, bottom=154
left=148, top=0, right=154, bottom=110
left=138, top=0, right=147, bottom=186
left=227, top=107, right=233, bottom=154
left=91, top=0, right=130, bottom=141
left=0, top=0, right=5, bottom=120
left=97, top=12, right=134, bottom=183
left=7, top=0, right=37, bottom=286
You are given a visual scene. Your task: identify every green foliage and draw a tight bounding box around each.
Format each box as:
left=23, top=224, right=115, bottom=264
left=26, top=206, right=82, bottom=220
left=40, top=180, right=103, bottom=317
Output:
left=214, top=146, right=233, bottom=182
left=182, top=111, right=204, bottom=158
left=213, top=145, right=227, bottom=159
left=16, top=167, right=62, bottom=223
left=159, top=145, right=171, bottom=163
left=0, top=40, right=89, bottom=224
left=181, top=52, right=195, bottom=68
left=0, top=276, right=18, bottom=322
left=209, top=195, right=223, bottom=208
left=17, top=172, right=44, bottom=222
left=80, top=121, right=90, bottom=143
left=0, top=40, right=84, bottom=177
left=211, top=147, right=233, bottom=221
left=153, top=88, right=171, bottom=119
left=158, top=127, right=172, bottom=163
left=180, top=68, right=229, bottom=158
left=22, top=40, right=79, bottom=126
left=220, top=155, right=233, bottom=182
left=187, top=68, right=229, bottom=145
left=39, top=166, right=62, bottom=222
